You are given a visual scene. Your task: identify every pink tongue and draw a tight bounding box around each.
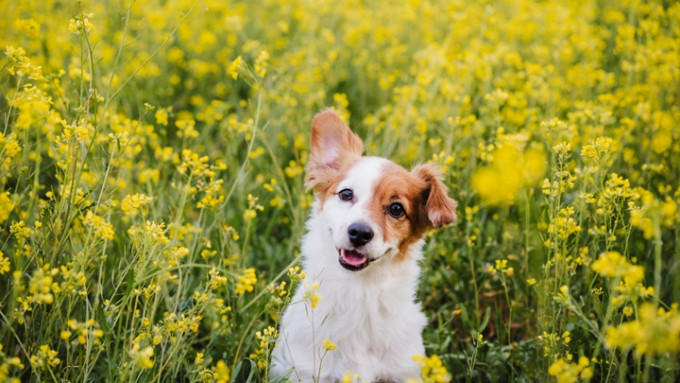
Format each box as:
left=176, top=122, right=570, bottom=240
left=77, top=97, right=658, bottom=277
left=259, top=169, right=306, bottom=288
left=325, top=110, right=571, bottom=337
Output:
left=343, top=250, right=367, bottom=266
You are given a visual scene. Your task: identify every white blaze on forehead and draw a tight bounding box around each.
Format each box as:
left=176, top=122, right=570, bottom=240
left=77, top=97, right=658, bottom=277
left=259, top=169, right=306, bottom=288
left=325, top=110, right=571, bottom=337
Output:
left=326, top=156, right=407, bottom=260
left=336, top=157, right=390, bottom=200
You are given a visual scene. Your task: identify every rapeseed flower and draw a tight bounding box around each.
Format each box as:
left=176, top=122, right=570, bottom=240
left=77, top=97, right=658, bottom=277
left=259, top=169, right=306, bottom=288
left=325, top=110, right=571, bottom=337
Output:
left=1, top=0, right=679, bottom=381
left=250, top=326, right=279, bottom=369
left=130, top=343, right=154, bottom=369
left=228, top=56, right=243, bottom=80
left=412, top=354, right=452, bottom=383
left=30, top=345, right=60, bottom=370
left=214, top=360, right=230, bottom=383
left=121, top=193, right=153, bottom=217
left=322, top=339, right=337, bottom=351
left=472, top=144, right=546, bottom=205
left=82, top=211, right=114, bottom=241
left=68, top=13, right=95, bottom=35
left=254, top=50, right=269, bottom=78
left=303, top=282, right=321, bottom=309
left=606, top=303, right=680, bottom=356
left=548, top=356, right=592, bottom=383
left=0, top=192, right=14, bottom=223
left=0, top=251, right=9, bottom=274
left=235, top=268, right=257, bottom=294
left=591, top=251, right=644, bottom=285
left=342, top=371, right=364, bottom=383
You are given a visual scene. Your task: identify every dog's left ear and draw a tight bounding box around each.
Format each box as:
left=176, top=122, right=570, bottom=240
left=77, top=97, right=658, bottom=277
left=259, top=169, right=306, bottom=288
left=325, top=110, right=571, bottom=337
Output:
left=412, top=163, right=458, bottom=228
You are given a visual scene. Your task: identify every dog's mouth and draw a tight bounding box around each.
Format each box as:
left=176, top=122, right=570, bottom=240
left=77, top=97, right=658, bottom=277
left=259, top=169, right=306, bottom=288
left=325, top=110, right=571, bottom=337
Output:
left=338, top=249, right=373, bottom=271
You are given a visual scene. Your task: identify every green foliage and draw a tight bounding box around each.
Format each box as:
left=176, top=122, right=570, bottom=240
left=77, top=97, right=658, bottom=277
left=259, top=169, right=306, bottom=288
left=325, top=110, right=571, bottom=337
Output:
left=0, top=0, right=679, bottom=381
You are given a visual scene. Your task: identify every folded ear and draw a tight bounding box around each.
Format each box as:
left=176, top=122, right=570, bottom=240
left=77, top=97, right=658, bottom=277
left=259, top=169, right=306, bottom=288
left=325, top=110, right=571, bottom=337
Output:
left=306, top=109, right=363, bottom=192
left=411, top=163, right=458, bottom=228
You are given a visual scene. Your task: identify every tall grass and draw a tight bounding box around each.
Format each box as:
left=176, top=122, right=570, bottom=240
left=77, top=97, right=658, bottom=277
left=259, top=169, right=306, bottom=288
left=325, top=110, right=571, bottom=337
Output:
left=0, top=0, right=679, bottom=381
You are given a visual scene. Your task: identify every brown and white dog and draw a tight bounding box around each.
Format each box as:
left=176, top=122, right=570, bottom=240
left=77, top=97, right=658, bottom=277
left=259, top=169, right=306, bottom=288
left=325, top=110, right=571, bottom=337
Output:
left=271, top=109, right=457, bottom=382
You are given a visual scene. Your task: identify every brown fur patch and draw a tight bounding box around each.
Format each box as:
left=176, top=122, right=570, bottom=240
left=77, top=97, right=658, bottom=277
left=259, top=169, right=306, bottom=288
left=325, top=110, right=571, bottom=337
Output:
left=367, top=163, right=427, bottom=261
left=367, top=162, right=458, bottom=262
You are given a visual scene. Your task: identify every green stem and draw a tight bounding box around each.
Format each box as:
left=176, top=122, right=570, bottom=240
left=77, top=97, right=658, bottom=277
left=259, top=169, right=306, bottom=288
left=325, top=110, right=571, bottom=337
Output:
left=653, top=219, right=662, bottom=308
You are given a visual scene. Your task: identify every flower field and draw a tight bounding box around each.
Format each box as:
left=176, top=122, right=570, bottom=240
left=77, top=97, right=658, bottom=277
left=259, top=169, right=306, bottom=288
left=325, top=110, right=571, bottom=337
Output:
left=1, top=0, right=679, bottom=381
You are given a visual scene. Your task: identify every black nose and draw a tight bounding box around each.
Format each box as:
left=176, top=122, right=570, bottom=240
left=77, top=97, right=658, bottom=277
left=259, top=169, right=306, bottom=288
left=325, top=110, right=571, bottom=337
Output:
left=348, top=223, right=374, bottom=247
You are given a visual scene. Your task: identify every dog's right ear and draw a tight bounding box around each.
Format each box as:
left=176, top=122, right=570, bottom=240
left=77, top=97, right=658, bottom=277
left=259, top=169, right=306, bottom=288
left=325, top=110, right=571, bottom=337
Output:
left=306, top=109, right=363, bottom=193
left=412, top=163, right=458, bottom=228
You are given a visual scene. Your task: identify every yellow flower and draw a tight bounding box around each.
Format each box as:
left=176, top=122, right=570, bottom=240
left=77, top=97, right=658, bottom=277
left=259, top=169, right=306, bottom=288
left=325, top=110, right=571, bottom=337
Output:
left=5, top=45, right=44, bottom=79
left=254, top=50, right=269, bottom=78
left=591, top=251, right=644, bottom=285
left=68, top=13, right=95, bottom=35
left=548, top=356, right=592, bottom=383
left=323, top=339, right=337, bottom=351
left=131, top=345, right=154, bottom=369
left=154, top=107, right=172, bottom=126
left=7, top=356, right=24, bottom=369
left=0, top=132, right=22, bottom=170
left=243, top=209, right=257, bottom=220
left=243, top=194, right=264, bottom=220
left=228, top=56, right=243, bottom=80
left=214, top=360, right=230, bottom=383
left=0, top=251, right=10, bottom=274
left=562, top=331, right=571, bottom=344
left=412, top=354, right=452, bottom=383
left=342, top=371, right=363, bottom=383
left=581, top=137, right=615, bottom=162
left=661, top=197, right=678, bottom=227
left=15, top=18, right=40, bottom=38
left=606, top=303, right=680, bottom=356
left=82, top=211, right=114, bottom=241
left=28, top=268, right=54, bottom=304
left=30, top=345, right=61, bottom=370
left=176, top=118, right=199, bottom=139
left=303, top=282, right=321, bottom=309
left=547, top=207, right=582, bottom=240
left=472, top=144, right=546, bottom=206
left=0, top=192, right=14, bottom=223
left=121, top=193, right=153, bottom=217
left=234, top=268, right=257, bottom=294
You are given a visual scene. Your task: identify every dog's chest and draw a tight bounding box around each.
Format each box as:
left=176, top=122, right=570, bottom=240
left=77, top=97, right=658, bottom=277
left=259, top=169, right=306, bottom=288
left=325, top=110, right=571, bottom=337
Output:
left=319, top=278, right=420, bottom=348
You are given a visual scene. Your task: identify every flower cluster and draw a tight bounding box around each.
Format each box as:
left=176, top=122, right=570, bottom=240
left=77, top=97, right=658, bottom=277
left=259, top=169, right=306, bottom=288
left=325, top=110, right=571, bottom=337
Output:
left=1, top=0, right=679, bottom=381
left=548, top=356, right=593, bottom=383
left=472, top=144, right=546, bottom=206
left=410, top=354, right=452, bottom=383
left=234, top=268, right=257, bottom=295
left=606, top=303, right=680, bottom=356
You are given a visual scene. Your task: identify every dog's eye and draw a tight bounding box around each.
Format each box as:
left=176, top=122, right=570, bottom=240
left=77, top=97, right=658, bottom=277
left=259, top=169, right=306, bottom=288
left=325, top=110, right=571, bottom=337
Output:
left=338, top=189, right=354, bottom=201
left=387, top=202, right=405, bottom=218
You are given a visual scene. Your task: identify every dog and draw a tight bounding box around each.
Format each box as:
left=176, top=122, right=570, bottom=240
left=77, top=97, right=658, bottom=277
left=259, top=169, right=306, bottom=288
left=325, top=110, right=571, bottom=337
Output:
left=270, top=109, right=457, bottom=382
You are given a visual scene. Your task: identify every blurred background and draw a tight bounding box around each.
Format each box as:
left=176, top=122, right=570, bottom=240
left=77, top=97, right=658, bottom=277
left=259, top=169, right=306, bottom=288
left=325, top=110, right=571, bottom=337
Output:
left=1, top=0, right=679, bottom=381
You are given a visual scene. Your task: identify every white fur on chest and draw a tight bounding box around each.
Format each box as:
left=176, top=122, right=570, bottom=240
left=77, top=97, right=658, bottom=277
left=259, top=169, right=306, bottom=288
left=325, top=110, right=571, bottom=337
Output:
left=271, top=208, right=426, bottom=382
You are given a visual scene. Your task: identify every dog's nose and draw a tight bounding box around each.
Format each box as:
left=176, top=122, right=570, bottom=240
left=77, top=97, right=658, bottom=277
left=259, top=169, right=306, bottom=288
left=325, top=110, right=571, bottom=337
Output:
left=348, top=223, right=374, bottom=247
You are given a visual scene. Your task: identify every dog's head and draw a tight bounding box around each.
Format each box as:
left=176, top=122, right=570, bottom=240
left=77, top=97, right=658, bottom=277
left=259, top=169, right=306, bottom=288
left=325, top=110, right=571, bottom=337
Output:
left=306, top=109, right=458, bottom=272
